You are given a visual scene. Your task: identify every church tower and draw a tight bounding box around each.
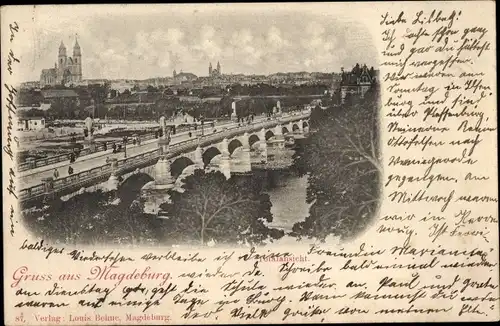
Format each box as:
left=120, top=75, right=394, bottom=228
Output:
left=58, top=41, right=67, bottom=65
left=217, top=61, right=221, bottom=75
left=73, top=37, right=82, bottom=82
left=209, top=62, right=213, bottom=76
left=57, top=41, right=67, bottom=83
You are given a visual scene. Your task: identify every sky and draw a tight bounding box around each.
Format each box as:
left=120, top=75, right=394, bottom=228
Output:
left=13, top=4, right=378, bottom=81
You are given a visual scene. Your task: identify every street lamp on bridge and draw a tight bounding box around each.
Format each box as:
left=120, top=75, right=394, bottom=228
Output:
left=200, top=114, right=205, bottom=137
left=123, top=136, right=128, bottom=158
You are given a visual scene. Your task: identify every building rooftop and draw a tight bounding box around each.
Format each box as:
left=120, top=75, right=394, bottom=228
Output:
left=18, top=110, right=46, bottom=119
left=340, top=64, right=377, bottom=87
left=41, top=89, right=79, bottom=98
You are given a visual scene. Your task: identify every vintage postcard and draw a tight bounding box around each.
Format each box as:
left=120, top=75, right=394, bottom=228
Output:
left=2, top=2, right=498, bottom=324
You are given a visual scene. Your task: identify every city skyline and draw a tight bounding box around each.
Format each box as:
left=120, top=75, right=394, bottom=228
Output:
left=16, top=4, right=377, bottom=82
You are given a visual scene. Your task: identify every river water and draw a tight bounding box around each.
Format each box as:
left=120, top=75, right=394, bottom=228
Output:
left=266, top=173, right=310, bottom=231
left=256, top=137, right=311, bottom=232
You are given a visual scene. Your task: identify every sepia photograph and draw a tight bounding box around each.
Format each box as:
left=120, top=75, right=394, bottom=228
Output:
left=2, top=2, right=498, bottom=325
left=15, top=5, right=381, bottom=248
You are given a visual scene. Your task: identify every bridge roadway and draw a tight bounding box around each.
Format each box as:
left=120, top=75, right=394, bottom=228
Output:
left=19, top=119, right=240, bottom=189
left=19, top=111, right=310, bottom=204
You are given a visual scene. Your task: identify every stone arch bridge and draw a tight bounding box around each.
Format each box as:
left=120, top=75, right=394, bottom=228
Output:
left=19, top=112, right=310, bottom=209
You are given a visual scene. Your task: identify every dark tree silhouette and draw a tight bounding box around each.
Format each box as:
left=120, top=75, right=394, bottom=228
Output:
left=160, top=170, right=284, bottom=246
left=21, top=190, right=161, bottom=246
left=102, top=198, right=162, bottom=247
left=155, top=97, right=179, bottom=118
left=22, top=191, right=114, bottom=245
left=219, top=96, right=234, bottom=116
left=292, top=83, right=381, bottom=241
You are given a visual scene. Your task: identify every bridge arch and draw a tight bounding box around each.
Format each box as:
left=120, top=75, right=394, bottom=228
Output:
left=228, top=138, right=243, bottom=155
left=203, top=146, right=222, bottom=167
left=303, top=121, right=309, bottom=128
left=248, top=134, right=260, bottom=147
left=282, top=127, right=289, bottom=134
left=292, top=123, right=300, bottom=132
left=265, top=130, right=275, bottom=140
left=118, top=172, right=154, bottom=203
left=171, top=156, right=195, bottom=179
left=175, top=164, right=198, bottom=188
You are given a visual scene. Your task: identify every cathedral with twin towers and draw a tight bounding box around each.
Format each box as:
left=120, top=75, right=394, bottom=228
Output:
left=209, top=61, right=222, bottom=77
left=40, top=37, right=83, bottom=87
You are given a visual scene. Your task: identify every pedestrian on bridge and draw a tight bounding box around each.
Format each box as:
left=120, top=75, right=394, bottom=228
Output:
left=53, top=168, right=59, bottom=179
left=68, top=166, right=74, bottom=175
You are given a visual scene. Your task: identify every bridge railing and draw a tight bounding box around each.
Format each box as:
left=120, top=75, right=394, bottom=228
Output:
left=18, top=133, right=158, bottom=173
left=19, top=112, right=310, bottom=201
left=19, top=164, right=115, bottom=201
left=18, top=112, right=309, bottom=173
left=113, top=111, right=309, bottom=170
left=19, top=184, right=45, bottom=199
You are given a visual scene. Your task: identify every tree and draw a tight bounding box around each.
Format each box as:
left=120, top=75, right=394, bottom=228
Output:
left=155, top=98, right=179, bottom=118
left=160, top=170, right=284, bottom=246
left=147, top=85, right=158, bottom=93
left=292, top=83, right=381, bottom=241
left=88, top=84, right=109, bottom=118
left=47, top=97, right=79, bottom=119
left=21, top=190, right=164, bottom=246
left=22, top=191, right=115, bottom=245
left=102, top=198, right=162, bottom=247
left=219, top=96, right=234, bottom=117
left=352, top=63, right=361, bottom=76
left=18, top=89, right=43, bottom=107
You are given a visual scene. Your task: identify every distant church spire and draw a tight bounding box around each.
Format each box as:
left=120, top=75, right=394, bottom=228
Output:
left=73, top=34, right=81, bottom=56
left=59, top=41, right=67, bottom=56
